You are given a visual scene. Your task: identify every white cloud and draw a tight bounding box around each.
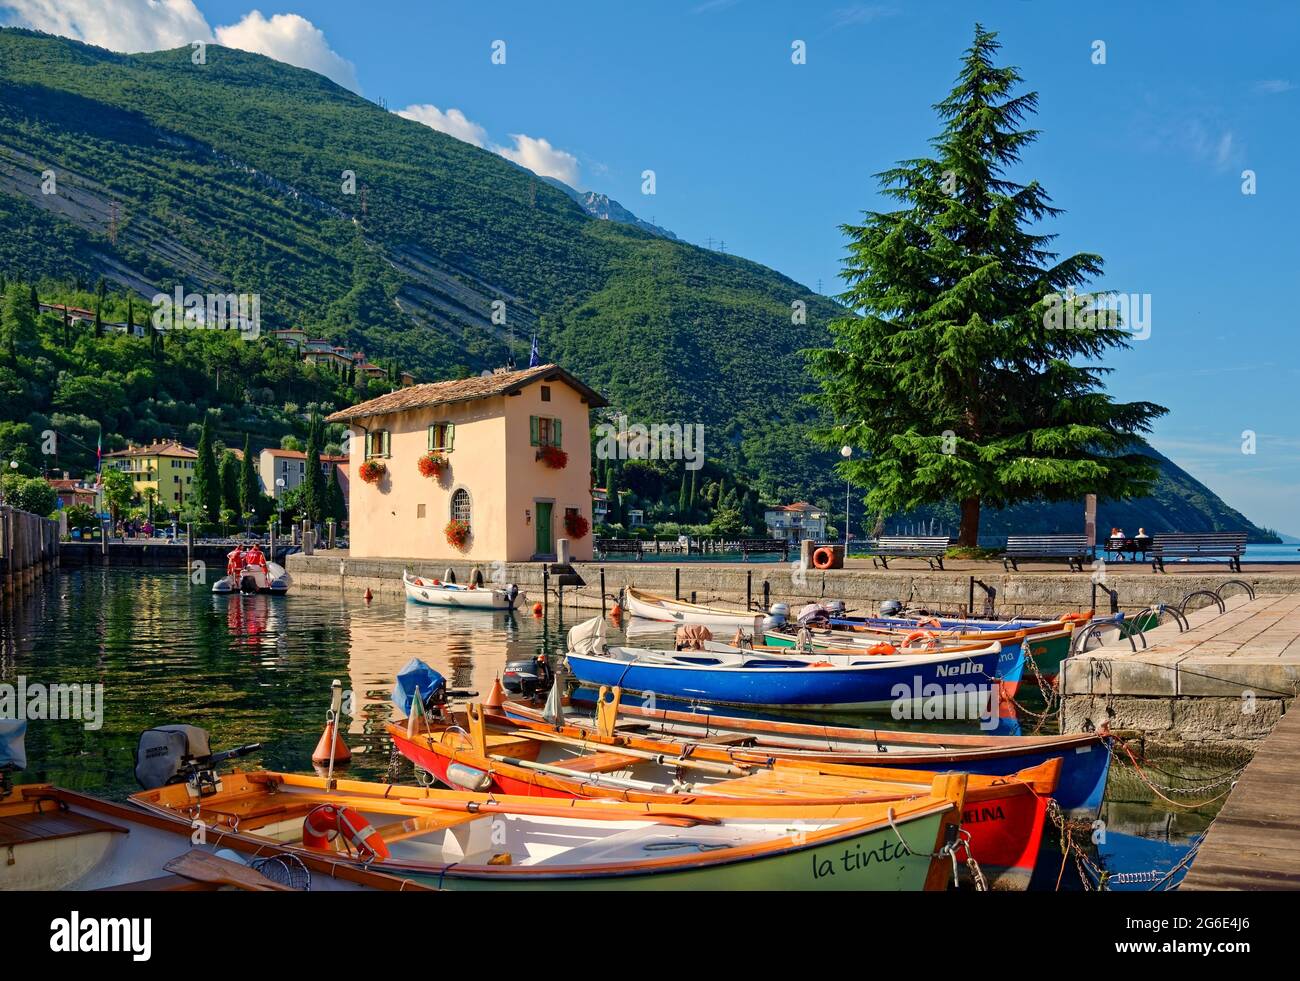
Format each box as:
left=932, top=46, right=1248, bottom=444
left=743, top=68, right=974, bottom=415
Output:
left=2, top=0, right=359, bottom=91
left=215, top=11, right=358, bottom=92
left=397, top=105, right=583, bottom=188
left=1, top=0, right=211, bottom=50
left=395, top=104, right=488, bottom=148
left=1253, top=79, right=1294, bottom=95
left=494, top=133, right=581, bottom=187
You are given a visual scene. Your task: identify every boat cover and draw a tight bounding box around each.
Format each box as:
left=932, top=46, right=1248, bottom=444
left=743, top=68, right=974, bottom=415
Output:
left=0, top=719, right=26, bottom=769
left=568, top=617, right=607, bottom=657
left=392, top=658, right=447, bottom=716
left=674, top=625, right=713, bottom=650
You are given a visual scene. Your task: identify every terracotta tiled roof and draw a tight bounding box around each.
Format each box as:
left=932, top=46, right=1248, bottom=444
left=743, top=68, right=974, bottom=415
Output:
left=103, top=440, right=197, bottom=459
left=325, top=364, right=608, bottom=424
left=263, top=449, right=349, bottom=461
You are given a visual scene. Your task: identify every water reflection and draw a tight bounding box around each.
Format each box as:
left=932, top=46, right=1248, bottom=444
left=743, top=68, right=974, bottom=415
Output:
left=1, top=565, right=1232, bottom=887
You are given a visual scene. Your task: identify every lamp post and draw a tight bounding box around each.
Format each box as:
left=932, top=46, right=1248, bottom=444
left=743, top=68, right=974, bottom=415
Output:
left=839, top=445, right=852, bottom=547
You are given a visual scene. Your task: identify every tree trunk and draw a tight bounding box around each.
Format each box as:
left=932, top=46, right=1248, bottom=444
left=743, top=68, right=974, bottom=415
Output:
left=957, top=495, right=981, bottom=548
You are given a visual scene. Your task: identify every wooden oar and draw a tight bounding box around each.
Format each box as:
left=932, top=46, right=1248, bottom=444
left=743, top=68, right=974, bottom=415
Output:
left=488, top=753, right=683, bottom=794
left=405, top=797, right=724, bottom=828
left=163, top=849, right=297, bottom=891
left=506, top=728, right=757, bottom=777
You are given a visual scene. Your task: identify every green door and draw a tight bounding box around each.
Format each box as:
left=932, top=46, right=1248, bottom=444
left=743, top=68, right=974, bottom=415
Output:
left=535, top=502, right=553, bottom=557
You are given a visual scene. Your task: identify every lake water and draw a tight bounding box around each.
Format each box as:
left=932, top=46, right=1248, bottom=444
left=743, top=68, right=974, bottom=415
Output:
left=3, top=567, right=1230, bottom=888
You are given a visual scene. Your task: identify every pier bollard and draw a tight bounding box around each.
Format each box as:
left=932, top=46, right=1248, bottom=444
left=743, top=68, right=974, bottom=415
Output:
left=302, top=519, right=313, bottom=556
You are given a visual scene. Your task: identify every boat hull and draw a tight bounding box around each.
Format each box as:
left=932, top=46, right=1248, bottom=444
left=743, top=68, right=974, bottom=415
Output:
left=212, top=561, right=290, bottom=594
left=566, top=647, right=1003, bottom=715
left=404, top=573, right=524, bottom=610
left=623, top=586, right=763, bottom=629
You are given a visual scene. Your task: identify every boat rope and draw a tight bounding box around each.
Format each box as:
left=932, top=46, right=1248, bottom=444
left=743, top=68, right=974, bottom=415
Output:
left=1109, top=738, right=1240, bottom=808
left=884, top=808, right=987, bottom=891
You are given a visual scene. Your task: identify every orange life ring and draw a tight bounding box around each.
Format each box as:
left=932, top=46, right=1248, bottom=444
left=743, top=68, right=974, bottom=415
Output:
left=916, top=616, right=942, bottom=629
left=903, top=629, right=937, bottom=649
left=867, top=642, right=897, bottom=655
left=812, top=547, right=835, bottom=570
left=302, top=804, right=390, bottom=862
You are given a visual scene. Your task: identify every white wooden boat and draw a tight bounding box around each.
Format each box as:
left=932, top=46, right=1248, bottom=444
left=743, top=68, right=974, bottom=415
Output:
left=622, top=586, right=764, bottom=630
left=404, top=570, right=525, bottom=610
left=0, top=783, right=424, bottom=891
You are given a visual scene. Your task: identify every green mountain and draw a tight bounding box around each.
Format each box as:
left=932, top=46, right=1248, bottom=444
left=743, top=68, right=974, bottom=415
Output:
left=0, top=28, right=1277, bottom=540
left=0, top=27, right=836, bottom=504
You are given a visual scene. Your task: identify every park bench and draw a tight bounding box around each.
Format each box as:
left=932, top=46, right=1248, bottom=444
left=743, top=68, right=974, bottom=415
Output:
left=1150, top=532, right=1247, bottom=573
left=1002, top=535, right=1092, bottom=572
left=863, top=536, right=950, bottom=570
left=595, top=539, right=643, bottom=560
left=736, top=539, right=788, bottom=559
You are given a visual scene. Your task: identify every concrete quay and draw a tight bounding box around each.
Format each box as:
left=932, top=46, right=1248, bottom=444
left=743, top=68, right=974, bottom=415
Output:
left=286, top=550, right=1299, bottom=620
left=1061, top=592, right=1300, bottom=751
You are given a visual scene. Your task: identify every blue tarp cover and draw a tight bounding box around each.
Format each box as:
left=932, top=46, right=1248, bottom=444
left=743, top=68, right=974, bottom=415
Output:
left=392, top=658, right=446, bottom=716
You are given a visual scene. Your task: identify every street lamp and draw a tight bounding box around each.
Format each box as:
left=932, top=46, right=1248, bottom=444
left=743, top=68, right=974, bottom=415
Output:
left=840, top=445, right=852, bottom=547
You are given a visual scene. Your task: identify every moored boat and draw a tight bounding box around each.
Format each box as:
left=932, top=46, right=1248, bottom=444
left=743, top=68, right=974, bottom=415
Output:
left=131, top=768, right=967, bottom=891
left=622, top=585, right=765, bottom=629
left=403, top=569, right=525, bottom=610
left=564, top=617, right=1005, bottom=715
left=212, top=559, right=291, bottom=594
left=385, top=696, right=1056, bottom=890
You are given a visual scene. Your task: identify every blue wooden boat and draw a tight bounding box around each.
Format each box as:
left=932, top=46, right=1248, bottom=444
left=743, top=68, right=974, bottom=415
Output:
left=564, top=623, right=1006, bottom=715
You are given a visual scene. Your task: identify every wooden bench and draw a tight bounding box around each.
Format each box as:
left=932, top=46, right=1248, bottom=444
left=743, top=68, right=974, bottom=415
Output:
left=862, top=536, right=950, bottom=570
left=595, top=539, right=643, bottom=559
left=1002, top=535, right=1092, bottom=572
left=1150, top=532, right=1247, bottom=573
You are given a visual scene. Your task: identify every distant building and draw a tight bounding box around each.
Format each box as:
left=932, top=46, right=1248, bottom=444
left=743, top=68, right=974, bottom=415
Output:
left=592, top=487, right=608, bottom=524
left=270, top=331, right=416, bottom=387
left=764, top=502, right=828, bottom=543
left=326, top=364, right=607, bottom=562
left=103, top=440, right=198, bottom=507
left=258, top=448, right=349, bottom=504
left=46, top=474, right=99, bottom=511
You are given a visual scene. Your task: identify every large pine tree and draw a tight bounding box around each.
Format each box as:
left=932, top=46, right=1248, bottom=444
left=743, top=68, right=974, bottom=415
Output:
left=810, top=25, right=1166, bottom=546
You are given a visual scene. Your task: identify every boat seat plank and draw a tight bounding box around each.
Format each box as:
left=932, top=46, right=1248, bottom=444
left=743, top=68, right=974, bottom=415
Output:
left=96, top=874, right=224, bottom=892
left=164, top=849, right=297, bottom=891
left=0, top=809, right=130, bottom=848
left=553, top=751, right=646, bottom=774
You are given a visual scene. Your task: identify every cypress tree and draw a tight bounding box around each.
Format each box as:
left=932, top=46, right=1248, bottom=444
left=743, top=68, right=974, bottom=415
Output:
left=94, top=277, right=106, bottom=337
left=302, top=411, right=328, bottom=523
left=677, top=469, right=688, bottom=515
left=327, top=465, right=347, bottom=524
left=219, top=451, right=241, bottom=516
left=238, top=434, right=260, bottom=519
left=809, top=25, right=1166, bottom=546
left=193, top=416, right=223, bottom=522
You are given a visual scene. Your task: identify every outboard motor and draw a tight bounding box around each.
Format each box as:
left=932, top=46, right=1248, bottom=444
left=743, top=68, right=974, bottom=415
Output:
left=505, top=583, right=520, bottom=605
left=880, top=599, right=904, bottom=617
left=503, top=653, right=553, bottom=697
left=768, top=602, right=790, bottom=626
left=134, top=724, right=261, bottom=796
left=392, top=659, right=478, bottom=718
left=824, top=599, right=846, bottom=617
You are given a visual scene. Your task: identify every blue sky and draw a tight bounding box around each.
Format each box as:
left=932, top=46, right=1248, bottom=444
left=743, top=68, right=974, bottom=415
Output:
left=6, top=1, right=1299, bottom=534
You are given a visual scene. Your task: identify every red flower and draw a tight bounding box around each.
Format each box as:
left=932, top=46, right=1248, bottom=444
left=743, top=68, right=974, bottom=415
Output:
left=445, top=518, right=471, bottom=550
left=564, top=511, right=590, bottom=540
left=538, top=444, right=568, bottom=469
left=417, top=452, right=446, bottom=478
left=358, top=460, right=386, bottom=484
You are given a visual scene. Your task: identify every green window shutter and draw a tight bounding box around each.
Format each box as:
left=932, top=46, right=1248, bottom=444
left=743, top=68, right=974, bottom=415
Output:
left=446, top=423, right=455, bottom=451
left=530, top=415, right=539, bottom=446
left=552, top=419, right=562, bottom=447
left=427, top=425, right=436, bottom=451
left=382, top=430, right=391, bottom=457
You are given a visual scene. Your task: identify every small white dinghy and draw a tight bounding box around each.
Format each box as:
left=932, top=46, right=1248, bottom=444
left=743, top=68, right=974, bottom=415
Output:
left=403, top=569, right=525, bottom=610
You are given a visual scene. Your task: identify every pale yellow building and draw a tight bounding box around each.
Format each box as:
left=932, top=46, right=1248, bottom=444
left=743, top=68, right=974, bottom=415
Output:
left=103, top=440, right=198, bottom=507
left=326, top=364, right=606, bottom=562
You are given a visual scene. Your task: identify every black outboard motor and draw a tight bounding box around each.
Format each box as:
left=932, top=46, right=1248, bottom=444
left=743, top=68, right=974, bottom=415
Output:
left=135, top=724, right=261, bottom=796
left=503, top=653, right=553, bottom=697
left=880, top=599, right=904, bottom=617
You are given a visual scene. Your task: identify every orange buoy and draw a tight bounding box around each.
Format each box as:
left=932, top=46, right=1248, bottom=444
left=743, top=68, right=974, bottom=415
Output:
left=302, top=803, right=389, bottom=862
left=610, top=603, right=623, bottom=619
left=363, top=588, right=373, bottom=603
left=532, top=601, right=543, bottom=617
left=484, top=677, right=507, bottom=709
left=311, top=719, right=351, bottom=765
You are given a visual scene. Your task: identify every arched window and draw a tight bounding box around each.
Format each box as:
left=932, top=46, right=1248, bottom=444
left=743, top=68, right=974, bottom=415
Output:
left=451, top=488, right=472, bottom=525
